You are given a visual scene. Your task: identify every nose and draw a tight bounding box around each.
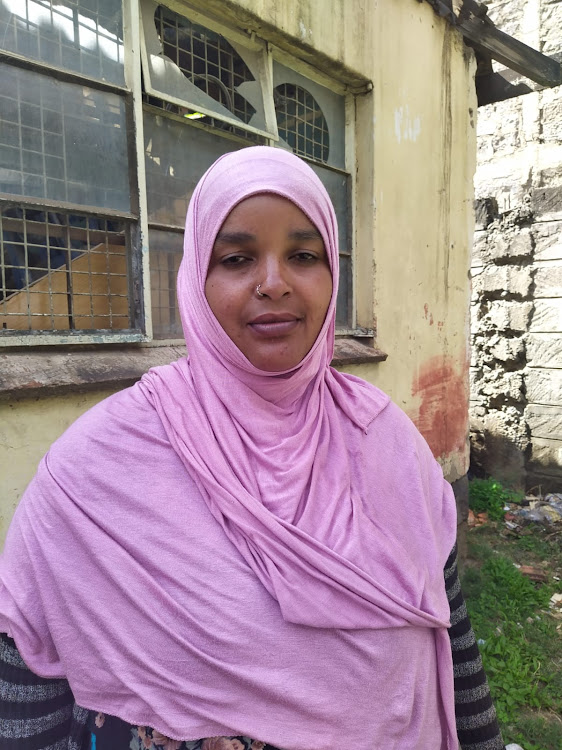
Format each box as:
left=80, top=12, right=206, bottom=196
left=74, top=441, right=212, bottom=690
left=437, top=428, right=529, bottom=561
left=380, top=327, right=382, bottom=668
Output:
left=257, top=256, right=291, bottom=300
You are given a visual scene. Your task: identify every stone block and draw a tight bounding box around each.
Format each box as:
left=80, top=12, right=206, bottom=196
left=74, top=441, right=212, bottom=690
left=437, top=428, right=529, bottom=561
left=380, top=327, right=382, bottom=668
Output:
left=470, top=334, right=483, bottom=367
left=532, top=221, right=562, bottom=262
left=487, top=229, right=532, bottom=261
left=472, top=231, right=488, bottom=266
left=484, top=300, right=532, bottom=332
left=472, top=265, right=532, bottom=297
left=481, top=371, right=524, bottom=402
left=469, top=408, right=528, bottom=489
left=530, top=186, right=562, bottom=220
left=489, top=337, right=525, bottom=363
left=474, top=200, right=498, bottom=231
left=541, top=98, right=562, bottom=144
left=526, top=404, right=562, bottom=440
left=529, top=299, right=562, bottom=332
left=524, top=471, right=562, bottom=494
left=525, top=367, right=562, bottom=406
left=529, top=437, right=562, bottom=473
left=541, top=2, right=562, bottom=56
left=534, top=264, right=562, bottom=297
left=469, top=366, right=481, bottom=396
left=527, top=333, right=562, bottom=367
left=487, top=3, right=525, bottom=39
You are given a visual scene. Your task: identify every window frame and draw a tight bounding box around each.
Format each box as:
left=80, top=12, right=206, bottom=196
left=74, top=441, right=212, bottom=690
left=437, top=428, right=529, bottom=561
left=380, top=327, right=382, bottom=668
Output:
left=0, top=0, right=373, bottom=347
left=0, top=0, right=147, bottom=346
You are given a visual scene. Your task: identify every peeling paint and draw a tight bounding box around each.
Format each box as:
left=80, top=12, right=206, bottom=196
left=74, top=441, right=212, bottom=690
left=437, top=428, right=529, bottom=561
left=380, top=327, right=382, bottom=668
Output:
left=394, top=105, right=421, bottom=144
left=412, top=355, right=468, bottom=459
left=298, top=20, right=311, bottom=39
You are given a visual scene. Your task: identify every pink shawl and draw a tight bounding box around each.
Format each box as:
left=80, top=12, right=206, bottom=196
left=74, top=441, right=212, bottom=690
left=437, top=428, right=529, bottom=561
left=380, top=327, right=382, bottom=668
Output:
left=0, top=147, right=458, bottom=749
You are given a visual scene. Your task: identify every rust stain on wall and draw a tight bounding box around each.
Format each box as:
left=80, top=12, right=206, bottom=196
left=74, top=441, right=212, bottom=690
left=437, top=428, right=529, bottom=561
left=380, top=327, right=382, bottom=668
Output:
left=411, top=355, right=468, bottom=459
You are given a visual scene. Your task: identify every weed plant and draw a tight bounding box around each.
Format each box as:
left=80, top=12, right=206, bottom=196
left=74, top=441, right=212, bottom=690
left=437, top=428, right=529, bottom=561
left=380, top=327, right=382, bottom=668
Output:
left=468, top=477, right=523, bottom=521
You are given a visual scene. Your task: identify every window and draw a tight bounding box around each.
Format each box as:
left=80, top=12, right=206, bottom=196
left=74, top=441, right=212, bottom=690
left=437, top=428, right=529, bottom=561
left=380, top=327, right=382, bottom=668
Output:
left=0, top=0, right=359, bottom=344
left=141, top=1, right=352, bottom=337
left=0, top=0, right=140, bottom=340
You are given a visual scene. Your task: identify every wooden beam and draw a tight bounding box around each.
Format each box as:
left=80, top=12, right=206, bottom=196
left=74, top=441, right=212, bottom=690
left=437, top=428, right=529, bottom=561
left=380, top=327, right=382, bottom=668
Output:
left=456, top=0, right=562, bottom=88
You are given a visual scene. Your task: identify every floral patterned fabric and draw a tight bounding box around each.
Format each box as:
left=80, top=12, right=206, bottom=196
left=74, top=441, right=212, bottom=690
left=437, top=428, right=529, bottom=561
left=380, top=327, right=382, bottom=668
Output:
left=89, top=713, right=282, bottom=750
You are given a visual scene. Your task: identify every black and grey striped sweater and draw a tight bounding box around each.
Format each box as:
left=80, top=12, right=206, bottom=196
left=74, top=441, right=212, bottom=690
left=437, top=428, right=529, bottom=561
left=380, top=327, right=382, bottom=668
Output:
left=0, top=545, right=504, bottom=750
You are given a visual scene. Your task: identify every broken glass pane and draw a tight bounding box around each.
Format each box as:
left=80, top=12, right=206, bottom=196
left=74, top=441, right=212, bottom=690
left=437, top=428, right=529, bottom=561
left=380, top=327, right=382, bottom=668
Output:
left=141, top=0, right=271, bottom=136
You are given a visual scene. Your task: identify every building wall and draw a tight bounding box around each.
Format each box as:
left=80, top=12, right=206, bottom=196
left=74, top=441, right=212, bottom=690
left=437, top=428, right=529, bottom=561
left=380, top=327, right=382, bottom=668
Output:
left=470, top=0, right=562, bottom=490
left=0, top=0, right=477, bottom=546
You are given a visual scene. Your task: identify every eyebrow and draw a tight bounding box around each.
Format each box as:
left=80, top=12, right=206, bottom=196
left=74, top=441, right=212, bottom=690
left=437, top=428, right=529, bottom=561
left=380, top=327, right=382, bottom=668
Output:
left=289, top=229, right=323, bottom=241
left=214, top=228, right=323, bottom=245
left=214, top=231, right=256, bottom=245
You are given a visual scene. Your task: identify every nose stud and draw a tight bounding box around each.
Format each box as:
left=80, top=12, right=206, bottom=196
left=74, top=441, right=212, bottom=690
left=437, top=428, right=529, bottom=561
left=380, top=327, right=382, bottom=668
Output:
left=256, top=284, right=265, bottom=298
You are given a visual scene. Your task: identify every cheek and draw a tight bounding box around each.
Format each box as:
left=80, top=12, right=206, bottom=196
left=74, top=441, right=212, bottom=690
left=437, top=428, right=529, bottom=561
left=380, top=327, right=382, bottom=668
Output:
left=316, top=270, right=333, bottom=320
left=205, top=276, right=243, bottom=332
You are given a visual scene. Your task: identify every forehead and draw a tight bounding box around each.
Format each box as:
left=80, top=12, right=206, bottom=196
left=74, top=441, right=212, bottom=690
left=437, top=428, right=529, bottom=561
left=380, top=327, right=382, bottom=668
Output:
left=218, top=193, right=319, bottom=233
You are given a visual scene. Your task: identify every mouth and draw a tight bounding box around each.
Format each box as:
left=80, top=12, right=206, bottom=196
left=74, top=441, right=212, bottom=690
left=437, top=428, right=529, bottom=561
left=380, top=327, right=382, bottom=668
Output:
left=248, top=313, right=301, bottom=337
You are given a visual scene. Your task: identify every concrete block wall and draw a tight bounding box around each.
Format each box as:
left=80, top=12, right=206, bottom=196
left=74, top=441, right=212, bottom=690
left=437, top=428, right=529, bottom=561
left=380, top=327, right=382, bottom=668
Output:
left=471, top=0, right=562, bottom=491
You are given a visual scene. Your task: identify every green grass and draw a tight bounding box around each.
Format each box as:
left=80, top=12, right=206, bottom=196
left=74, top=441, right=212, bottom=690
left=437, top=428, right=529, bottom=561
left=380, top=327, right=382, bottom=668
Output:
left=462, top=482, right=562, bottom=749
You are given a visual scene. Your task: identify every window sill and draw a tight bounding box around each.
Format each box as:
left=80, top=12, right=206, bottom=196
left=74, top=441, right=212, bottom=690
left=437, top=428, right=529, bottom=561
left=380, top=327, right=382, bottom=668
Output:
left=0, top=338, right=387, bottom=400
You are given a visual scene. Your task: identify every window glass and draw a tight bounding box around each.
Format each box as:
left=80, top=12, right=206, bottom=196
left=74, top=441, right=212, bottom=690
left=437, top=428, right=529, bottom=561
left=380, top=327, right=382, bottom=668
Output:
left=0, top=205, right=131, bottom=332
left=149, top=228, right=183, bottom=339
left=310, top=164, right=351, bottom=327
left=275, top=83, right=330, bottom=164
left=144, top=111, right=246, bottom=227
left=309, top=164, right=349, bottom=254
left=273, top=61, right=346, bottom=170
left=0, top=0, right=124, bottom=84
left=0, top=64, right=130, bottom=212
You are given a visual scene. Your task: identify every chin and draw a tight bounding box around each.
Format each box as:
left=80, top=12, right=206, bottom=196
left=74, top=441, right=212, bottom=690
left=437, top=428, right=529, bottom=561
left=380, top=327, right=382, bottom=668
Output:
left=248, top=350, right=304, bottom=373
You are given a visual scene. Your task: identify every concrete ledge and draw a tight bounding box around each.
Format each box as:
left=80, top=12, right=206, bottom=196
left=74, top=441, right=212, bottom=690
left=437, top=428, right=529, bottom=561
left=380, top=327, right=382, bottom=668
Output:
left=0, top=338, right=387, bottom=400
left=331, top=338, right=387, bottom=367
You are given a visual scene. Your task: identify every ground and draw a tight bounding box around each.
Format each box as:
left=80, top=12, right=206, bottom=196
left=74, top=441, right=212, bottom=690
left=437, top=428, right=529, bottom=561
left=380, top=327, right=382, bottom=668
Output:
left=461, top=504, right=562, bottom=750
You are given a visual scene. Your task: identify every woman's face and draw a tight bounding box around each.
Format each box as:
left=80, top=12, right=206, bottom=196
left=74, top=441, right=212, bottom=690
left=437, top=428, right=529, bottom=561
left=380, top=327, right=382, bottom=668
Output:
left=205, top=194, right=332, bottom=372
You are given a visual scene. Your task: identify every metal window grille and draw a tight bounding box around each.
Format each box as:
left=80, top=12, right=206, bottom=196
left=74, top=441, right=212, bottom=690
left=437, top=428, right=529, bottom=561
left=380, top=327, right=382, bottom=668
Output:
left=0, top=204, right=131, bottom=333
left=153, top=5, right=256, bottom=125
left=0, top=62, right=130, bottom=211
left=0, top=0, right=124, bottom=84
left=148, top=229, right=183, bottom=339
left=274, top=83, right=330, bottom=164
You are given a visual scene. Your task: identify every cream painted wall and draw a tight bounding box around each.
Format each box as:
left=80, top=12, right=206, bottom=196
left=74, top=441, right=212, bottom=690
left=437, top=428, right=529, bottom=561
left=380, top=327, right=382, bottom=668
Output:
left=1, top=0, right=477, bottom=544
left=367, top=6, right=477, bottom=482
left=0, top=390, right=119, bottom=547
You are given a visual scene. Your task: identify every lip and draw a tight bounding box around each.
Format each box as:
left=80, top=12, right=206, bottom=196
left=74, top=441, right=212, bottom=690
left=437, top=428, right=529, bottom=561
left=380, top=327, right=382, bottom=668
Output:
left=248, top=313, right=301, bottom=337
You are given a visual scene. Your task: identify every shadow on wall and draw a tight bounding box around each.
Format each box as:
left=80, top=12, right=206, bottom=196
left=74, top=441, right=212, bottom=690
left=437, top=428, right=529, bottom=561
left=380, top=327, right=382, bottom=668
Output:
left=470, top=423, right=562, bottom=494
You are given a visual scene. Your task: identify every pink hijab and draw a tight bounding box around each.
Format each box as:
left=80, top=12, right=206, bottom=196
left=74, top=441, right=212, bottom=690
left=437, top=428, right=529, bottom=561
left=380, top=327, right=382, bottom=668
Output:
left=0, top=147, right=459, bottom=749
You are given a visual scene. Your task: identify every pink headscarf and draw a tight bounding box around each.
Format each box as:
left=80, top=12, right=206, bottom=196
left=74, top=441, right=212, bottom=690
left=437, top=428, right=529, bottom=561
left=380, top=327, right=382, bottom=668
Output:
left=0, top=147, right=458, bottom=749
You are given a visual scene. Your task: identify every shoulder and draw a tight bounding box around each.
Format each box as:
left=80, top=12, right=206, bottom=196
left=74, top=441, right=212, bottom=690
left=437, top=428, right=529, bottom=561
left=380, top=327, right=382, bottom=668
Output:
left=54, top=381, right=161, bottom=448
left=44, top=378, right=172, bottom=487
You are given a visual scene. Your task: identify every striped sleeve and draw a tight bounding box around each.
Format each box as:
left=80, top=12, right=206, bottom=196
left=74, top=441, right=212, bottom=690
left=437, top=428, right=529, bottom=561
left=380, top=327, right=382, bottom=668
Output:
left=445, top=545, right=505, bottom=750
left=0, top=633, right=88, bottom=750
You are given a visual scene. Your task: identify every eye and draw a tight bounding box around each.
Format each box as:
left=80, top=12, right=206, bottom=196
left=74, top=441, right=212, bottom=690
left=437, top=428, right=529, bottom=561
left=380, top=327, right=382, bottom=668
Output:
left=293, top=250, right=319, bottom=263
left=220, top=254, right=251, bottom=267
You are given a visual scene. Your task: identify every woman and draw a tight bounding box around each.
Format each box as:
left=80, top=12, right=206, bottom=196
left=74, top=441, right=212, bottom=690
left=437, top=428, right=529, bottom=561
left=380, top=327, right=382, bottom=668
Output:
left=0, top=147, right=503, bottom=750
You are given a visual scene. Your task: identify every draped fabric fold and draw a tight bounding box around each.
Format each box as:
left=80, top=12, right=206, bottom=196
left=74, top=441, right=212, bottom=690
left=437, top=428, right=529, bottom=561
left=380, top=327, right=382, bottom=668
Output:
left=0, top=147, right=458, bottom=749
